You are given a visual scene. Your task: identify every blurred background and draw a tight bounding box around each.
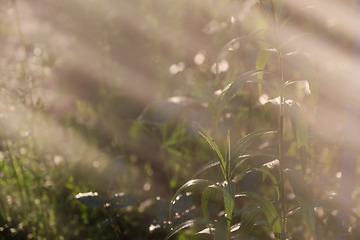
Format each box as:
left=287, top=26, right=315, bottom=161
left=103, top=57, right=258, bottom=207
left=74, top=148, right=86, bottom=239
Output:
left=1, top=0, right=360, bottom=239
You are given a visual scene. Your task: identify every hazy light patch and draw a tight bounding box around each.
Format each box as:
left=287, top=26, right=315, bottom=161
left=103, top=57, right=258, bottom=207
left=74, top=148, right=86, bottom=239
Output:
left=203, top=20, right=228, bottom=35
left=92, top=161, right=100, bottom=168
left=211, top=59, right=229, bottom=74
left=194, top=52, right=205, bottom=65
left=237, top=0, right=258, bottom=22
left=169, top=62, right=186, bottom=75
left=54, top=155, right=63, bottom=165
left=168, top=96, right=186, bottom=104
left=143, top=182, right=151, bottom=191
left=33, top=47, right=42, bottom=56
left=302, top=81, right=311, bottom=95
left=0, top=97, right=110, bottom=170
left=215, top=82, right=231, bottom=96
left=286, top=0, right=359, bottom=45
left=7, top=8, right=14, bottom=15
left=20, top=148, right=27, bottom=155
left=336, top=172, right=342, bottom=179
left=259, top=94, right=269, bottom=105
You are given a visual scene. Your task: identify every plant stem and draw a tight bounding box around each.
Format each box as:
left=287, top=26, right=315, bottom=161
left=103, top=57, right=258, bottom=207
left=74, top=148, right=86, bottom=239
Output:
left=278, top=48, right=286, bottom=240
left=270, top=0, right=286, bottom=238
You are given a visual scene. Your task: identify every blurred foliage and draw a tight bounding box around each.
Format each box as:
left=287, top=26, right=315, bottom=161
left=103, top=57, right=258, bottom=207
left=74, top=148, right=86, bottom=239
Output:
left=0, top=0, right=360, bottom=239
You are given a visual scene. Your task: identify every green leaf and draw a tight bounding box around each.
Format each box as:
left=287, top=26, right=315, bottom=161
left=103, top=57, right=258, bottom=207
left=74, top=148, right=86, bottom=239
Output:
left=226, top=130, right=231, bottom=180
left=233, top=168, right=279, bottom=200
left=255, top=49, right=274, bottom=95
left=255, top=168, right=279, bottom=199
left=75, top=192, right=105, bottom=209
left=238, top=208, right=261, bottom=235
left=231, top=148, right=278, bottom=179
left=299, top=146, right=307, bottom=177
left=193, top=122, right=226, bottom=179
left=172, top=179, right=216, bottom=205
left=231, top=129, right=276, bottom=164
left=255, top=49, right=274, bottom=80
left=286, top=169, right=316, bottom=239
left=193, top=159, right=220, bottom=177
left=200, top=185, right=223, bottom=219
left=171, top=179, right=216, bottom=215
left=246, top=192, right=281, bottom=236
left=215, top=70, right=264, bottom=120
left=201, top=187, right=213, bottom=219
left=165, top=218, right=210, bottom=240
left=285, top=100, right=309, bottom=151
left=223, top=181, right=236, bottom=230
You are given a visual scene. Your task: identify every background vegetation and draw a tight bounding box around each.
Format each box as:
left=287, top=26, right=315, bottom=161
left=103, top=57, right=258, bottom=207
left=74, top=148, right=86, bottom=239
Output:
left=0, top=0, right=360, bottom=239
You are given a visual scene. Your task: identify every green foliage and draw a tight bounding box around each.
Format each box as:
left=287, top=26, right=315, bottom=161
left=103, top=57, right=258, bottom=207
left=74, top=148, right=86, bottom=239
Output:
left=166, top=0, right=360, bottom=240
left=1, top=0, right=360, bottom=239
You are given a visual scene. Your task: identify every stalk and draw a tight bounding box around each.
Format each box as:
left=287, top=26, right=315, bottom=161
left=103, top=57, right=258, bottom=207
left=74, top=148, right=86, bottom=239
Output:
left=278, top=47, right=286, bottom=240
left=270, top=0, right=286, bottom=239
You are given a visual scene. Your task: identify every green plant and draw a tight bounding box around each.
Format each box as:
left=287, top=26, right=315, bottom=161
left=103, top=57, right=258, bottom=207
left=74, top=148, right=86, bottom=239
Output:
left=166, top=0, right=359, bottom=239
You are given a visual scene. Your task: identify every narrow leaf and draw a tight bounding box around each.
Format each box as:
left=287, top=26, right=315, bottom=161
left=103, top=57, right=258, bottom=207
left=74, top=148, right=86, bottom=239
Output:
left=216, top=70, right=264, bottom=120
left=231, top=129, right=276, bottom=163
left=223, top=181, right=236, bottom=230
left=201, top=186, right=214, bottom=219
left=285, top=100, right=309, bottom=151
left=193, top=159, right=220, bottom=177
left=165, top=218, right=210, bottom=240
left=171, top=179, right=217, bottom=216
left=238, top=208, right=261, bottom=235
left=255, top=49, right=274, bottom=95
left=193, top=122, right=226, bottom=179
left=231, top=148, right=278, bottom=179
left=256, top=49, right=274, bottom=80
left=246, top=192, right=281, bottom=235
left=233, top=168, right=279, bottom=200
left=172, top=179, right=216, bottom=205
left=226, top=130, right=231, bottom=180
